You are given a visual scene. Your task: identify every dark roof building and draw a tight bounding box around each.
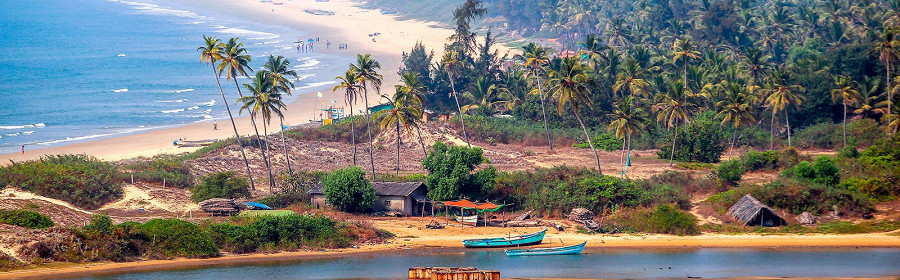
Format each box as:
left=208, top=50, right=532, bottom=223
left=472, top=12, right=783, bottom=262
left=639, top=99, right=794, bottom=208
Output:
left=309, top=182, right=429, bottom=216
left=727, top=194, right=786, bottom=227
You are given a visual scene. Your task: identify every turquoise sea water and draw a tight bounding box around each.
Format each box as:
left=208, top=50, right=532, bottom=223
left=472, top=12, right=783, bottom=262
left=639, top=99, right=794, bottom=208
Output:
left=69, top=248, right=900, bottom=279
left=0, top=0, right=349, bottom=154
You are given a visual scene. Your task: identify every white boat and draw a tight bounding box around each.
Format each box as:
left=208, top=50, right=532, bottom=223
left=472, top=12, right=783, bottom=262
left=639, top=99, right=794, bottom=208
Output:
left=454, top=215, right=478, bottom=224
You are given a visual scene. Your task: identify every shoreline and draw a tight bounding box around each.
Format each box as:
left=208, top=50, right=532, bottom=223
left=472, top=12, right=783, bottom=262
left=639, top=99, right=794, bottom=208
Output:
left=0, top=0, right=476, bottom=164
left=3, top=232, right=900, bottom=279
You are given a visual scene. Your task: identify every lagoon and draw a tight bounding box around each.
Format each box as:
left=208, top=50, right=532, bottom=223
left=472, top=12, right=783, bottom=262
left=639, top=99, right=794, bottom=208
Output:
left=71, top=248, right=900, bottom=279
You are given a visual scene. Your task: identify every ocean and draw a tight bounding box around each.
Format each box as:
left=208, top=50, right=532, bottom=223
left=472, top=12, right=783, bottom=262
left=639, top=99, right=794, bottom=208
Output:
left=0, top=0, right=350, bottom=154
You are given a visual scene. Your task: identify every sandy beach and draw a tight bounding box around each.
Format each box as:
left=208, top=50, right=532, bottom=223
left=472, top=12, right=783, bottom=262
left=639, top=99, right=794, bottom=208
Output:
left=0, top=0, right=503, bottom=163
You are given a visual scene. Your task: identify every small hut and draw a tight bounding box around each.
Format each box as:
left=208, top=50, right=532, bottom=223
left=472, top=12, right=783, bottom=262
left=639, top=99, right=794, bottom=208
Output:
left=727, top=194, right=786, bottom=227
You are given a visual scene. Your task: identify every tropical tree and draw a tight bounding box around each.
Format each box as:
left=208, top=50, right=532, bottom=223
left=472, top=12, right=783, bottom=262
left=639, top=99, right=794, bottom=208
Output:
left=873, top=27, right=900, bottom=117
left=607, top=96, right=647, bottom=172
left=349, top=54, right=383, bottom=179
left=654, top=80, right=695, bottom=166
left=334, top=69, right=362, bottom=165
left=239, top=71, right=284, bottom=192
left=197, top=35, right=255, bottom=191
left=672, top=38, right=701, bottom=89
left=396, top=71, right=429, bottom=157
left=263, top=55, right=297, bottom=174
left=440, top=50, right=471, bottom=148
left=373, top=89, right=422, bottom=175
left=547, top=57, right=602, bottom=173
left=613, top=57, right=650, bottom=99
left=519, top=43, right=554, bottom=151
left=764, top=70, right=805, bottom=148
left=831, top=75, right=860, bottom=146
left=852, top=77, right=884, bottom=120
left=716, top=82, right=757, bottom=159
left=461, top=77, right=512, bottom=114
left=740, top=47, right=772, bottom=90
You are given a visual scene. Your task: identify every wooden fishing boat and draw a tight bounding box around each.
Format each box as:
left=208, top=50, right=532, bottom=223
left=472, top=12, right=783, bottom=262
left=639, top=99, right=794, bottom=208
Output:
left=505, top=241, right=586, bottom=256
left=454, top=215, right=478, bottom=225
left=174, top=139, right=218, bottom=147
left=462, top=229, right=547, bottom=248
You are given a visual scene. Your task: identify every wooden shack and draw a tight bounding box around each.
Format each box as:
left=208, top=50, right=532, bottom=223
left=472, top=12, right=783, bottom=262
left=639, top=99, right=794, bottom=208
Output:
left=309, top=182, right=428, bottom=216
left=409, top=267, right=500, bottom=280
left=727, top=194, right=786, bottom=227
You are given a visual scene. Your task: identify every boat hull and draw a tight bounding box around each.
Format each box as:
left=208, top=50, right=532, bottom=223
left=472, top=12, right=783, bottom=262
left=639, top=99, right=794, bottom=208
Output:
left=505, top=242, right=586, bottom=256
left=462, top=229, right=546, bottom=248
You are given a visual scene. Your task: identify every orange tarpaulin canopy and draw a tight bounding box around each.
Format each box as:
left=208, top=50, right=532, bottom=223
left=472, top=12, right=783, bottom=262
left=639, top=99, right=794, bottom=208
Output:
left=442, top=199, right=478, bottom=209
left=475, top=202, right=500, bottom=210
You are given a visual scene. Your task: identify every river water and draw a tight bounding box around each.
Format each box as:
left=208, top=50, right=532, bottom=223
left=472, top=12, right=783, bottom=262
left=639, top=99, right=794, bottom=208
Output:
left=71, top=248, right=900, bottom=279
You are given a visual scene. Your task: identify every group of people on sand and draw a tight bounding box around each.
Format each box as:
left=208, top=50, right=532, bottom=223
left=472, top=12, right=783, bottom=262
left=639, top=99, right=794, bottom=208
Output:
left=297, top=36, right=349, bottom=52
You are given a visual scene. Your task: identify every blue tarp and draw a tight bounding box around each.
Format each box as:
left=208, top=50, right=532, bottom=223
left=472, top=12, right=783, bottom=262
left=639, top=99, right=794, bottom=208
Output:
left=246, top=202, right=273, bottom=210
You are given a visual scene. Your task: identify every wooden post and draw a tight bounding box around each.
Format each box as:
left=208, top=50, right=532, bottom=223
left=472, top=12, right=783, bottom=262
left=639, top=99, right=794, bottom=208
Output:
left=163, top=178, right=166, bottom=188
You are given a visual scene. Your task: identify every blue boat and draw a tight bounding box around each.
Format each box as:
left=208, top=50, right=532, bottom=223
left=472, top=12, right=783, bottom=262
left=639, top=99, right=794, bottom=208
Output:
left=462, top=229, right=547, bottom=248
left=504, top=241, right=586, bottom=256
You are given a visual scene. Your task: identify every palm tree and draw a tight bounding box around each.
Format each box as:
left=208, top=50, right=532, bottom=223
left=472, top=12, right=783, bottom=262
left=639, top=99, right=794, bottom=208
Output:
left=440, top=50, right=471, bottom=148
left=716, top=82, right=757, bottom=159
left=577, top=34, right=609, bottom=70
left=519, top=43, right=554, bottom=151
left=547, top=57, right=602, bottom=173
left=396, top=71, right=429, bottom=157
left=852, top=77, right=884, bottom=120
left=613, top=58, right=651, bottom=99
left=461, top=77, right=511, bottom=114
left=239, top=71, right=282, bottom=192
left=607, top=96, right=647, bottom=173
left=349, top=54, right=383, bottom=180
left=654, top=80, right=695, bottom=166
left=741, top=47, right=772, bottom=90
left=764, top=70, right=805, bottom=148
left=373, top=89, right=422, bottom=175
left=831, top=75, right=860, bottom=146
left=334, top=69, right=362, bottom=165
left=264, top=55, right=298, bottom=174
left=873, top=27, right=900, bottom=117
left=672, top=38, right=701, bottom=90
left=197, top=35, right=255, bottom=191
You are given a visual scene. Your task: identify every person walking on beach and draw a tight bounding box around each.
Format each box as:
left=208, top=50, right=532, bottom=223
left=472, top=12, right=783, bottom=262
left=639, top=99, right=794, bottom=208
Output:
left=214, top=121, right=218, bottom=130
left=326, top=40, right=330, bottom=49
left=21, top=145, right=24, bottom=155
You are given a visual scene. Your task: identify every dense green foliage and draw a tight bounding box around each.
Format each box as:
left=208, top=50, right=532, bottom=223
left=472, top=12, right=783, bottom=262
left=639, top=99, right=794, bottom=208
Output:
left=119, top=154, right=194, bottom=189
left=716, top=160, right=745, bottom=185
left=613, top=204, right=700, bottom=236
left=135, top=219, right=219, bottom=258
left=741, top=148, right=802, bottom=171
left=208, top=214, right=353, bottom=253
left=422, top=142, right=497, bottom=201
left=781, top=156, right=841, bottom=186
left=656, top=112, right=727, bottom=163
left=190, top=172, right=251, bottom=202
left=709, top=177, right=875, bottom=216
left=572, top=132, right=622, bottom=151
left=0, top=209, right=54, bottom=229
left=322, top=166, right=376, bottom=213
left=838, top=134, right=900, bottom=201
left=0, top=155, right=123, bottom=209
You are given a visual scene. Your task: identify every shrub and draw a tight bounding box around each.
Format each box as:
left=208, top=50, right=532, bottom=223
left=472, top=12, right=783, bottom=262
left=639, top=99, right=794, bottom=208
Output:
left=716, top=160, right=745, bottom=185
left=0, top=252, right=22, bottom=272
left=840, top=177, right=895, bottom=201
left=190, top=172, right=250, bottom=202
left=136, top=219, right=218, bottom=258
left=0, top=209, right=54, bottom=229
left=710, top=179, right=874, bottom=216
left=741, top=148, right=801, bottom=172
left=83, top=214, right=113, bottom=235
left=450, top=115, right=579, bottom=147
left=572, top=132, right=622, bottom=151
left=794, top=119, right=885, bottom=149
left=119, top=154, right=193, bottom=188
left=613, top=204, right=700, bottom=236
left=780, top=156, right=840, bottom=186
left=646, top=171, right=726, bottom=195
left=657, top=111, right=726, bottom=163
left=322, top=166, right=375, bottom=213
left=422, top=142, right=496, bottom=201
left=0, top=154, right=123, bottom=209
left=208, top=214, right=354, bottom=253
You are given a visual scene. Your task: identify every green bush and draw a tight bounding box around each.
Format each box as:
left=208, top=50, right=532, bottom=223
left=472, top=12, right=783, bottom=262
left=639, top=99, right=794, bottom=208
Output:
left=83, top=214, right=113, bottom=235
left=422, top=142, right=496, bottom=201
left=0, top=155, right=123, bottom=209
left=208, top=214, right=354, bottom=253
left=794, top=119, right=885, bottom=149
left=716, top=160, right=745, bottom=185
left=741, top=148, right=801, bottom=172
left=657, top=111, right=726, bottom=163
left=614, top=204, right=700, bottom=236
left=709, top=179, right=874, bottom=216
left=0, top=209, right=54, bottom=229
left=190, top=172, right=250, bottom=202
left=322, top=166, right=375, bottom=213
left=136, top=219, right=218, bottom=258
left=780, top=156, right=840, bottom=186
left=120, top=154, right=194, bottom=188
left=840, top=177, right=896, bottom=201
left=455, top=115, right=582, bottom=147
left=572, top=132, right=622, bottom=151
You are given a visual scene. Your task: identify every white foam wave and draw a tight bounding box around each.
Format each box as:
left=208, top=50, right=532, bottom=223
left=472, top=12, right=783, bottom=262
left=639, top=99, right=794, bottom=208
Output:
left=294, top=73, right=316, bottom=81
left=295, top=58, right=320, bottom=68
left=157, top=99, right=188, bottom=103
left=187, top=106, right=200, bottom=110
left=211, top=25, right=279, bottom=40
left=117, top=53, right=126, bottom=57
left=161, top=109, right=185, bottom=114
left=295, top=81, right=336, bottom=90
left=5, top=133, right=19, bottom=137
left=114, top=0, right=207, bottom=20
left=0, top=123, right=45, bottom=130
left=112, top=88, right=129, bottom=93
left=200, top=100, right=216, bottom=106
left=22, top=131, right=35, bottom=135
left=173, top=88, right=194, bottom=93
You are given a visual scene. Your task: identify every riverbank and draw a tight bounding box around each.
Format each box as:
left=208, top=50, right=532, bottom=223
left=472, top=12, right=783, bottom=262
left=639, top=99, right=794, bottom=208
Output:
left=2, top=230, right=899, bottom=280
left=0, top=0, right=490, bottom=163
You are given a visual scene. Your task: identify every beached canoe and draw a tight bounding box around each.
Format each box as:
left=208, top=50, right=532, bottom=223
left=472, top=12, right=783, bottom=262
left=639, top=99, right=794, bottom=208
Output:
left=174, top=139, right=218, bottom=147
left=505, top=241, right=586, bottom=256
left=454, top=215, right=478, bottom=225
left=462, top=229, right=547, bottom=248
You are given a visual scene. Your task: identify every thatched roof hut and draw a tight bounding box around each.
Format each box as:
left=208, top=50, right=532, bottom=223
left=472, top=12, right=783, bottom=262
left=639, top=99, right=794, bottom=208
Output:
left=727, top=194, right=786, bottom=227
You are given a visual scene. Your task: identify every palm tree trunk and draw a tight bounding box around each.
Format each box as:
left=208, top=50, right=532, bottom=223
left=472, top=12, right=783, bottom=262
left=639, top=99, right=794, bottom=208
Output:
left=396, top=122, right=401, bottom=176
left=620, top=135, right=627, bottom=166
left=786, top=108, right=792, bottom=147
left=535, top=71, right=553, bottom=152
left=363, top=89, right=376, bottom=180
left=683, top=61, right=688, bottom=90
left=253, top=115, right=276, bottom=193
left=669, top=122, right=679, bottom=167
left=279, top=118, right=292, bottom=174
left=843, top=103, right=848, bottom=146
left=770, top=109, right=776, bottom=150
left=416, top=125, right=428, bottom=157
left=729, top=128, right=737, bottom=160
left=574, top=109, right=602, bottom=173
left=213, top=69, right=255, bottom=191
left=349, top=102, right=357, bottom=166
left=448, top=72, right=471, bottom=148
left=627, top=133, right=632, bottom=167
left=888, top=64, right=893, bottom=117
